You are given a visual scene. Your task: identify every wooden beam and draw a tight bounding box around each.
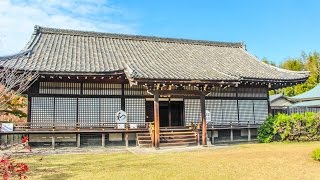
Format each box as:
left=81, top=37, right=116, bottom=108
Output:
left=149, top=90, right=210, bottom=96
left=201, top=93, right=207, bottom=146
left=154, top=91, right=160, bottom=148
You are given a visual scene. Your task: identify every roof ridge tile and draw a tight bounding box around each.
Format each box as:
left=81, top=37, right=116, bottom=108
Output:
left=34, top=25, right=244, bottom=48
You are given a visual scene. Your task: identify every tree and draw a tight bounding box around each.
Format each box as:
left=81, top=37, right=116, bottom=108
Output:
left=273, top=51, right=320, bottom=97
left=0, top=57, right=39, bottom=121
left=261, top=57, right=276, bottom=66
left=280, top=59, right=304, bottom=71
left=305, top=51, right=320, bottom=85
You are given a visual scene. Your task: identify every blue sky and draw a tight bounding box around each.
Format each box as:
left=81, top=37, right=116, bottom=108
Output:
left=0, top=0, right=319, bottom=65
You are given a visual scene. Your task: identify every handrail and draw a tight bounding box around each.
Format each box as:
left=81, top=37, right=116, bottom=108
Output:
left=11, top=122, right=150, bottom=131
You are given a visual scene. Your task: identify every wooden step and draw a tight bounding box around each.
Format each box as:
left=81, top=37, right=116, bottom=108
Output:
left=159, top=141, right=197, bottom=147
left=138, top=139, right=152, bottom=142
left=137, top=136, right=151, bottom=140
left=139, top=144, right=152, bottom=148
left=160, top=138, right=196, bottom=143
left=160, top=128, right=193, bottom=132
left=159, top=134, right=196, bottom=138
left=136, top=133, right=151, bottom=136
left=160, top=126, right=189, bottom=129
left=160, top=131, right=195, bottom=135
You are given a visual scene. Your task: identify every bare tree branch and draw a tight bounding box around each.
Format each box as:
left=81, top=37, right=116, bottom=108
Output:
left=0, top=58, right=39, bottom=110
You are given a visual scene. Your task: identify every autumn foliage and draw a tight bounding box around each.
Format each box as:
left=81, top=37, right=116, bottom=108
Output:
left=0, top=156, right=28, bottom=180
left=0, top=136, right=30, bottom=179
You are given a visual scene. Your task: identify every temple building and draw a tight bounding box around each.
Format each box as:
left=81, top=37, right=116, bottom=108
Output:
left=0, top=26, right=308, bottom=148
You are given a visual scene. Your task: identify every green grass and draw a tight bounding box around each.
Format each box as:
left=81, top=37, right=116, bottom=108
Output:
left=17, top=142, right=320, bottom=180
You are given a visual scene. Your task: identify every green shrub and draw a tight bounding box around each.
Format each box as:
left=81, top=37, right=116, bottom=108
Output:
left=258, top=112, right=320, bottom=143
left=258, top=116, right=276, bottom=143
left=311, top=148, right=320, bottom=161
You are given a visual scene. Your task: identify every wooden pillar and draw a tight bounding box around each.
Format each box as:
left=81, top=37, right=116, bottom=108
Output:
left=230, top=129, right=234, bottom=142
left=52, top=134, right=55, bottom=149
left=125, top=133, right=129, bottom=148
left=102, top=133, right=105, bottom=147
left=168, top=100, right=172, bottom=127
left=211, top=131, right=214, bottom=145
left=154, top=91, right=160, bottom=148
left=266, top=87, right=271, bottom=115
left=77, top=134, right=81, bottom=148
left=121, top=83, right=125, bottom=111
left=248, top=125, right=251, bottom=141
left=27, top=93, right=32, bottom=123
left=201, top=93, right=207, bottom=146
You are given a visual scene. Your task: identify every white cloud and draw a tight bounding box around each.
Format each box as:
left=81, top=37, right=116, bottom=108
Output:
left=0, top=0, right=136, bottom=56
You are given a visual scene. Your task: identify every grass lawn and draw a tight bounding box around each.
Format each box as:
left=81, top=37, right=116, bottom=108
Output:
left=17, top=142, right=320, bottom=180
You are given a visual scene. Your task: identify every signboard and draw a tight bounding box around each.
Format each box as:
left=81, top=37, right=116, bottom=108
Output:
left=1, top=123, right=13, bottom=132
left=115, top=110, right=127, bottom=129
left=206, top=110, right=211, bottom=123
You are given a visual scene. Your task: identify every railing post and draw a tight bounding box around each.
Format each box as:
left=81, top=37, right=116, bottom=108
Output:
left=150, top=122, right=155, bottom=148
left=125, top=123, right=129, bottom=148
left=197, top=123, right=200, bottom=146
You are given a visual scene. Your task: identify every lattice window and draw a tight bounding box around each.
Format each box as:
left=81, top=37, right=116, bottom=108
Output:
left=238, top=100, right=254, bottom=123
left=31, top=97, right=54, bottom=127
left=125, top=98, right=145, bottom=124
left=124, top=84, right=148, bottom=96
left=307, top=107, right=320, bottom=113
left=78, top=98, right=100, bottom=127
left=83, top=83, right=122, bottom=95
left=100, top=98, right=121, bottom=125
left=288, top=107, right=320, bottom=114
left=222, top=100, right=238, bottom=123
left=184, top=99, right=201, bottom=125
left=252, top=87, right=268, bottom=98
left=208, top=87, right=237, bottom=97
left=39, top=82, right=81, bottom=94
left=253, top=100, right=268, bottom=123
left=55, top=98, right=77, bottom=128
left=206, top=100, right=222, bottom=124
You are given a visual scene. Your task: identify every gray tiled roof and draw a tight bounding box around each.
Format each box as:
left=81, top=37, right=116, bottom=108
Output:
left=0, top=25, right=309, bottom=82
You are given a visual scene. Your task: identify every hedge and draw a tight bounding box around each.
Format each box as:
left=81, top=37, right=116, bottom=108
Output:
left=258, top=112, right=320, bottom=143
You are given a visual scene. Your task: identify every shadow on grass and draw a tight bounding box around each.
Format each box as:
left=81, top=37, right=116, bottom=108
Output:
left=40, top=172, right=72, bottom=180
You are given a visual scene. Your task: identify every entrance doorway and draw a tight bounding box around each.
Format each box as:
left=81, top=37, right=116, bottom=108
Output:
left=145, top=100, right=184, bottom=127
